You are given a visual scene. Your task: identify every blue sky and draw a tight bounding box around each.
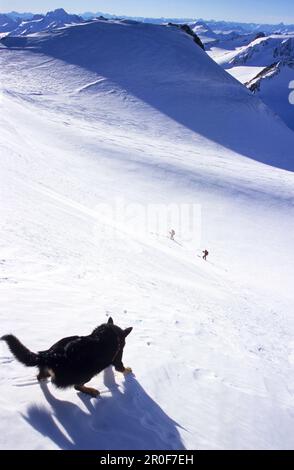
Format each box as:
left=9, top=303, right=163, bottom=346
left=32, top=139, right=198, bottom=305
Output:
left=1, top=0, right=293, bottom=23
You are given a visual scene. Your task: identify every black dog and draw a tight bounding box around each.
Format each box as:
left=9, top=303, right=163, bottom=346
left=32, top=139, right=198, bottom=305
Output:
left=1, top=317, right=133, bottom=397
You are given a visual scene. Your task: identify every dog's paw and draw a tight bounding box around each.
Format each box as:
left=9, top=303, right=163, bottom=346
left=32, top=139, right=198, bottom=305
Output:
left=123, top=367, right=133, bottom=375
left=75, top=385, right=100, bottom=398
left=87, top=388, right=100, bottom=398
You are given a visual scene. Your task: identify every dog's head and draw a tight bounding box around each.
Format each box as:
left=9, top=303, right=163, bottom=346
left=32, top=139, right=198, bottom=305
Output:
left=106, top=317, right=133, bottom=346
left=105, top=317, right=133, bottom=358
left=92, top=317, right=133, bottom=349
left=107, top=317, right=133, bottom=338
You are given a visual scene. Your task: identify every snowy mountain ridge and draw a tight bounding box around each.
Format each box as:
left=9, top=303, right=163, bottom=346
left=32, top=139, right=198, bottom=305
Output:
left=246, top=59, right=294, bottom=91
left=228, top=35, right=294, bottom=66
left=208, top=33, right=294, bottom=130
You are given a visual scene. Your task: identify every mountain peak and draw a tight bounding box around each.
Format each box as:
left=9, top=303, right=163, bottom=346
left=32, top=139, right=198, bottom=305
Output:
left=46, top=8, right=68, bottom=19
left=50, top=8, right=67, bottom=14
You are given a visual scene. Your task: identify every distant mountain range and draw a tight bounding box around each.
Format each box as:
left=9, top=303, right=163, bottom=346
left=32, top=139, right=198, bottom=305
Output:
left=80, top=13, right=294, bottom=34
left=0, top=9, right=84, bottom=36
left=1, top=9, right=293, bottom=36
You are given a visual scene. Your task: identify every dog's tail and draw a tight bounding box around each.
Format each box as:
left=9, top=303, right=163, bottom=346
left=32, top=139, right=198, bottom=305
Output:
left=1, top=335, right=40, bottom=367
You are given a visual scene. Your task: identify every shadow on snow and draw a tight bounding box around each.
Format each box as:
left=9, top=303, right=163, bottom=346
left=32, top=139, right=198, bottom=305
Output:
left=23, top=367, right=186, bottom=450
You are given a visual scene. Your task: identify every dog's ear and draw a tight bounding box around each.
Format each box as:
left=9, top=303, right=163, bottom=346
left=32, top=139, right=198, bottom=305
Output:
left=124, top=327, right=133, bottom=337
left=107, top=317, right=114, bottom=325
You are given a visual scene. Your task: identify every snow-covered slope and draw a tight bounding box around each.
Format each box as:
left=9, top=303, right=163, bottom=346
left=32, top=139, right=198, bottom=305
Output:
left=245, top=60, right=294, bottom=130
left=6, top=8, right=84, bottom=36
left=209, top=34, right=293, bottom=68
left=227, top=35, right=294, bottom=67
left=2, top=20, right=293, bottom=169
left=237, top=36, right=294, bottom=132
left=209, top=34, right=294, bottom=130
left=0, top=20, right=294, bottom=450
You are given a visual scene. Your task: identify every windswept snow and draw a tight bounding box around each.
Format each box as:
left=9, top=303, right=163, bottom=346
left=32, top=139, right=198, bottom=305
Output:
left=0, top=20, right=294, bottom=450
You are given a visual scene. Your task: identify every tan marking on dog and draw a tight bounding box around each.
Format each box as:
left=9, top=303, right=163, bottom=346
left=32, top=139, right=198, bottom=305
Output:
left=48, top=369, right=56, bottom=380
left=74, top=385, right=100, bottom=397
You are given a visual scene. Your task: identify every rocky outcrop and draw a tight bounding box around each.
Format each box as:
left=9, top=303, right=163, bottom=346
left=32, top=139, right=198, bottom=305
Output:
left=168, top=23, right=205, bottom=50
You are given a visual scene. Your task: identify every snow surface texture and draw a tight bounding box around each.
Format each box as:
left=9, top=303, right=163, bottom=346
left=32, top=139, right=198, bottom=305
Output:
left=0, top=20, right=294, bottom=450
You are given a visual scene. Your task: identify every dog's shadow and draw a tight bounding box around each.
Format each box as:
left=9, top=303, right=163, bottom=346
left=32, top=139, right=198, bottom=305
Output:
left=23, top=368, right=186, bottom=450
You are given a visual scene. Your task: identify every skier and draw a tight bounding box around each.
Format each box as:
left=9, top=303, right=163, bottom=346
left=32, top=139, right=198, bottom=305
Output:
left=169, top=229, right=175, bottom=241
left=202, top=249, right=209, bottom=261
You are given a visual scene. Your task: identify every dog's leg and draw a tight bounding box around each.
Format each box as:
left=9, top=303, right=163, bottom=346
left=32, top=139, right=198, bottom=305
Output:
left=113, top=352, right=133, bottom=375
left=37, top=367, right=51, bottom=382
left=74, top=384, right=100, bottom=397
left=113, top=361, right=133, bottom=375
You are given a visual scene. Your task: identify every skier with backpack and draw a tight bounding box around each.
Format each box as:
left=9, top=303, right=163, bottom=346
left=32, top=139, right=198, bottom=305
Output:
left=202, top=249, right=209, bottom=261
left=169, top=229, right=176, bottom=241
